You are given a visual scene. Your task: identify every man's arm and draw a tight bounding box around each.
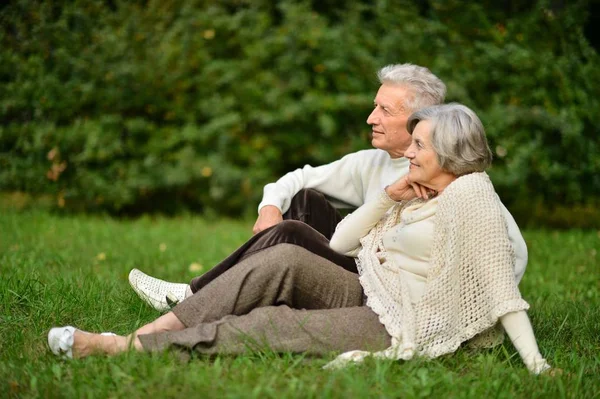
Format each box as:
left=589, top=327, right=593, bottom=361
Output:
left=498, top=198, right=528, bottom=283
left=252, top=205, right=283, bottom=234
left=253, top=151, right=372, bottom=234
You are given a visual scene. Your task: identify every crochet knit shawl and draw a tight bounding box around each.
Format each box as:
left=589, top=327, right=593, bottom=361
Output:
left=325, top=172, right=529, bottom=368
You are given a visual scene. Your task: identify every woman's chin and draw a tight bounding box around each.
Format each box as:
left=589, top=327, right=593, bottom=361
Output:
left=408, top=172, right=422, bottom=183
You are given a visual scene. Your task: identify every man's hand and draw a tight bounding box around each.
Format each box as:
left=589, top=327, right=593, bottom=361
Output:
left=252, top=205, right=283, bottom=234
left=385, top=175, right=435, bottom=202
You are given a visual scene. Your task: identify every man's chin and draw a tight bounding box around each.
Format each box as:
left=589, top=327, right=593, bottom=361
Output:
left=371, top=137, right=384, bottom=149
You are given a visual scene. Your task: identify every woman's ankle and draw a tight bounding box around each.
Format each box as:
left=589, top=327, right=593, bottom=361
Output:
left=127, top=334, right=144, bottom=352
left=73, top=332, right=130, bottom=357
left=135, top=312, right=186, bottom=336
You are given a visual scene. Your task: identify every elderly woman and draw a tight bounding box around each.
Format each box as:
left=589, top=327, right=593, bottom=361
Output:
left=48, top=103, right=550, bottom=374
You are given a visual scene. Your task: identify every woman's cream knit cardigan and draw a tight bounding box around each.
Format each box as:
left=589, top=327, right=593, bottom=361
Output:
left=326, top=172, right=530, bottom=368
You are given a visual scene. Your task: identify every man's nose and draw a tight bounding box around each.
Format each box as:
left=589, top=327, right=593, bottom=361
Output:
left=367, top=109, right=379, bottom=125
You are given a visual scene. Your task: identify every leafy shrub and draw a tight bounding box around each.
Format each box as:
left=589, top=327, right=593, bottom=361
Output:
left=1, top=0, right=598, bottom=226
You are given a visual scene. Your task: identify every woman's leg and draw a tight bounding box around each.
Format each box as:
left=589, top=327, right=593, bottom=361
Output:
left=65, top=244, right=363, bottom=358
left=69, top=305, right=391, bottom=359
left=139, top=305, right=391, bottom=357
left=68, top=312, right=185, bottom=358
left=134, top=312, right=185, bottom=336
left=180, top=244, right=364, bottom=326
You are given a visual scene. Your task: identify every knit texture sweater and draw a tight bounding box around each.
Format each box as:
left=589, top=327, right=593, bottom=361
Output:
left=325, top=172, right=531, bottom=367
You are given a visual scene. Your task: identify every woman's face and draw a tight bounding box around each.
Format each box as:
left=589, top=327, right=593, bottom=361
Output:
left=405, top=120, right=453, bottom=189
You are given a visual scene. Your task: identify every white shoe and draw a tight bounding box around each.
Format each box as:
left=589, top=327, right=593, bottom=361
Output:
left=128, top=268, right=188, bottom=312
left=48, top=326, right=76, bottom=358
left=48, top=326, right=116, bottom=359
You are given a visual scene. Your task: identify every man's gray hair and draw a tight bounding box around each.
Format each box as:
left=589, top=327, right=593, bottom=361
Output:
left=377, top=64, right=446, bottom=112
left=407, top=103, right=492, bottom=175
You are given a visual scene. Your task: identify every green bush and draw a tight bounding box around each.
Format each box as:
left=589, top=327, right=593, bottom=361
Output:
left=1, top=0, right=598, bottom=226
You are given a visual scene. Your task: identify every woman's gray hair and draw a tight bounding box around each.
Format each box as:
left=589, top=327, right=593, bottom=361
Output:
left=407, top=103, right=493, bottom=175
left=377, top=64, right=446, bottom=112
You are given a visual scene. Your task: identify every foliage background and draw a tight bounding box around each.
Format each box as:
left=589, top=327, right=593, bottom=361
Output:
left=1, top=0, right=599, bottom=226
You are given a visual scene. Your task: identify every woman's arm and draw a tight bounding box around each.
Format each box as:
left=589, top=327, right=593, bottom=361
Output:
left=500, top=310, right=551, bottom=374
left=330, top=174, right=427, bottom=255
left=329, top=190, right=397, bottom=255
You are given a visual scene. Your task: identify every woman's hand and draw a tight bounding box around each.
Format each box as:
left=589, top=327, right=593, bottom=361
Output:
left=385, top=175, right=436, bottom=201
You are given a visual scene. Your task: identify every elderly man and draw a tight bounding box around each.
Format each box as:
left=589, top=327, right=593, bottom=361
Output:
left=129, top=63, right=528, bottom=312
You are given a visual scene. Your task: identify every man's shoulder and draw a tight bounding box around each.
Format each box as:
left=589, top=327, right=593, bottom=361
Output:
left=339, top=148, right=389, bottom=163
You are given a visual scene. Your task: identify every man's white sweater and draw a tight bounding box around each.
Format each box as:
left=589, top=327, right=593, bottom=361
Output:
left=258, top=148, right=528, bottom=282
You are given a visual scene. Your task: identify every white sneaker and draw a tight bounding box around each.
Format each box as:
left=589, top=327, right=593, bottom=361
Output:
left=48, top=326, right=116, bottom=359
left=48, top=326, right=77, bottom=358
left=128, top=268, right=188, bottom=312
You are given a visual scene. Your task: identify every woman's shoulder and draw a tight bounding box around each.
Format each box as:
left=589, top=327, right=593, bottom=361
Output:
left=438, top=172, right=500, bottom=217
left=443, top=172, right=494, bottom=200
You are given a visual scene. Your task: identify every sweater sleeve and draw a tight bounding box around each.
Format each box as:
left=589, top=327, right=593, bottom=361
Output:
left=329, top=189, right=397, bottom=256
left=500, top=310, right=551, bottom=374
left=257, top=151, right=368, bottom=214
left=498, top=197, right=528, bottom=284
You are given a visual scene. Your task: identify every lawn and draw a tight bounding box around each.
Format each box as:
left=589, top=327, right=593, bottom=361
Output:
left=1, top=208, right=599, bottom=398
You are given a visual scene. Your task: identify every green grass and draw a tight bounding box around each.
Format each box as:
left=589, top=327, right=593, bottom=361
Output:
left=1, top=208, right=599, bottom=398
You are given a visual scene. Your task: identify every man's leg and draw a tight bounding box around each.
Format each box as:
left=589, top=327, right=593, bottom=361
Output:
left=189, top=219, right=356, bottom=293
left=190, top=189, right=347, bottom=292
left=130, top=189, right=355, bottom=308
left=282, top=188, right=344, bottom=240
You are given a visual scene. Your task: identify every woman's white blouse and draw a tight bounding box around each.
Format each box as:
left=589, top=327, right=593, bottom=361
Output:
left=381, top=198, right=438, bottom=304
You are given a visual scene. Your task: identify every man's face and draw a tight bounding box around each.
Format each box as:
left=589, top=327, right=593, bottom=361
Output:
left=366, top=84, right=414, bottom=158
